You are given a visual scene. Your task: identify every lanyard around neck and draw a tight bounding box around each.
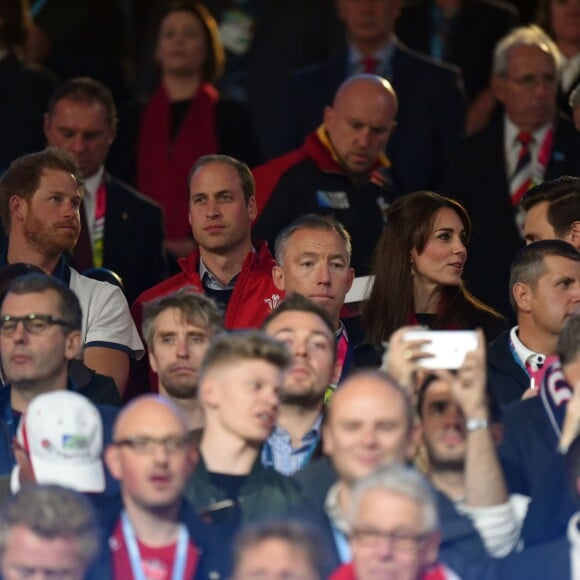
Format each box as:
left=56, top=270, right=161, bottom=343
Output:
left=121, top=511, right=189, bottom=580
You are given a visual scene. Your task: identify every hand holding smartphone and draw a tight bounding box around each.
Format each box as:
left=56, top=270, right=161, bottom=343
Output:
left=402, top=330, right=478, bottom=369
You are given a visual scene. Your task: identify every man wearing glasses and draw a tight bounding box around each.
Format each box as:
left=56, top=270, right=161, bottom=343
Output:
left=101, top=394, right=223, bottom=579
left=442, top=25, right=580, bottom=320
left=330, top=464, right=455, bottom=580
left=0, top=273, right=118, bottom=476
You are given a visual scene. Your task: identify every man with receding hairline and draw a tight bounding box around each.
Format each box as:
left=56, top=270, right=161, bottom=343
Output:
left=295, top=370, right=489, bottom=569
left=99, top=395, right=223, bottom=579
left=253, top=75, right=399, bottom=275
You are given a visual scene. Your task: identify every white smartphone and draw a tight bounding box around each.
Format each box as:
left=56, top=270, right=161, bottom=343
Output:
left=402, top=330, right=478, bottom=369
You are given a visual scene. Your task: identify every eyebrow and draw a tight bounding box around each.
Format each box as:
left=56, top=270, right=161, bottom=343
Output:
left=295, top=251, right=347, bottom=261
left=273, top=328, right=333, bottom=341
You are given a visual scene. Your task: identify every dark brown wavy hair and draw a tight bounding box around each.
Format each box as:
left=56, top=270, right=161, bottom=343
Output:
left=362, top=191, right=502, bottom=345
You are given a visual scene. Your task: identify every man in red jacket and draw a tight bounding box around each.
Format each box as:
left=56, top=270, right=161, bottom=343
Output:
left=129, top=154, right=281, bottom=397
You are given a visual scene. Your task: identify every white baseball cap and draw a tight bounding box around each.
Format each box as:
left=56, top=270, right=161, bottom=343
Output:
left=16, top=391, right=105, bottom=493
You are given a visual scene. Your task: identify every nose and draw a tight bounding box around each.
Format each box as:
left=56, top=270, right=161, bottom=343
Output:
left=175, top=336, right=190, bottom=358
left=374, top=534, right=396, bottom=561
left=11, top=321, right=28, bottom=343
left=533, top=77, right=554, bottom=98
left=571, top=283, right=580, bottom=303
left=361, top=427, right=378, bottom=447
left=355, top=127, right=372, bottom=148
left=70, top=133, right=86, bottom=155
left=443, top=404, right=463, bottom=428
left=316, top=263, right=331, bottom=285
left=205, top=198, right=220, bottom=218
left=264, top=385, right=281, bottom=409
left=453, top=237, right=467, bottom=256
left=152, top=441, right=171, bottom=464
left=293, top=337, right=308, bottom=359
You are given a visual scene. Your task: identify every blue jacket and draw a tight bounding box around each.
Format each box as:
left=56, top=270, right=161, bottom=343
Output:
left=487, top=329, right=530, bottom=407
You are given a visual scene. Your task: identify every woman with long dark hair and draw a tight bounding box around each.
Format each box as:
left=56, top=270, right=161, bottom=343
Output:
left=362, top=191, right=505, bottom=347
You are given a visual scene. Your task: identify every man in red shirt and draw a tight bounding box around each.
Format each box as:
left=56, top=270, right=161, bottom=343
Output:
left=101, top=395, right=223, bottom=579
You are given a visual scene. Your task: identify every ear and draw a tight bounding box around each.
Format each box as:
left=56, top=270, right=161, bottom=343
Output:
left=568, top=222, right=580, bottom=249
left=424, top=531, right=441, bottom=566
left=323, top=105, right=334, bottom=129
left=104, top=445, right=122, bottom=481
left=9, top=196, right=27, bottom=224
left=108, top=123, right=117, bottom=146
left=247, top=196, right=257, bottom=222
left=272, top=265, right=286, bottom=291
left=186, top=443, right=199, bottom=475
left=198, top=377, right=219, bottom=409
left=346, top=268, right=355, bottom=293
left=406, top=423, right=421, bottom=460
left=491, top=75, right=506, bottom=103
left=512, top=282, right=532, bottom=313
left=148, top=349, right=159, bottom=374
left=64, top=330, right=82, bottom=360
left=322, top=423, right=333, bottom=456
left=43, top=113, right=51, bottom=140
left=330, top=358, right=341, bottom=385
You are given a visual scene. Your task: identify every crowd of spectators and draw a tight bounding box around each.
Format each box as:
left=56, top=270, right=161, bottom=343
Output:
left=2, top=0, right=580, bottom=579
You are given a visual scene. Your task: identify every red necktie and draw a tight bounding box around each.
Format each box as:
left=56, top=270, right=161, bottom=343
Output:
left=362, top=56, right=379, bottom=74
left=510, top=131, right=534, bottom=206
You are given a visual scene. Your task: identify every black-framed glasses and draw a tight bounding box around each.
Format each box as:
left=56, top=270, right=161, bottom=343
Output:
left=112, top=434, right=194, bottom=455
left=351, top=527, right=430, bottom=553
left=0, top=314, right=71, bottom=336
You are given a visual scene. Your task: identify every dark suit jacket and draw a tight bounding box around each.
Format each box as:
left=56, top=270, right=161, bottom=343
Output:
left=89, top=175, right=166, bottom=304
left=0, top=54, right=56, bottom=172
left=395, top=0, right=518, bottom=102
left=283, top=45, right=466, bottom=193
left=441, top=116, right=580, bottom=318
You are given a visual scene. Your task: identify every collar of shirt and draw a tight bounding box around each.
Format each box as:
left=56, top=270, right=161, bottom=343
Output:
left=348, top=36, right=398, bottom=78
left=81, top=166, right=105, bottom=242
left=559, top=49, right=580, bottom=93
left=509, top=326, right=545, bottom=372
left=325, top=481, right=350, bottom=535
left=198, top=246, right=256, bottom=291
left=568, top=512, right=580, bottom=546
left=269, top=413, right=323, bottom=445
left=504, top=115, right=552, bottom=179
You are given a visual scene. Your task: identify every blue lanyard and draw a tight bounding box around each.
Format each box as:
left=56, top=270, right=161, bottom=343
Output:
left=330, top=522, right=351, bottom=563
left=121, top=511, right=189, bottom=580
left=3, top=405, right=16, bottom=440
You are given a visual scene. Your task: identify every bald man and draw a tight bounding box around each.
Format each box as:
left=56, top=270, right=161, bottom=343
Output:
left=294, top=371, right=417, bottom=566
left=99, top=395, right=223, bottom=579
left=252, top=74, right=399, bottom=275
left=293, top=370, right=490, bottom=570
